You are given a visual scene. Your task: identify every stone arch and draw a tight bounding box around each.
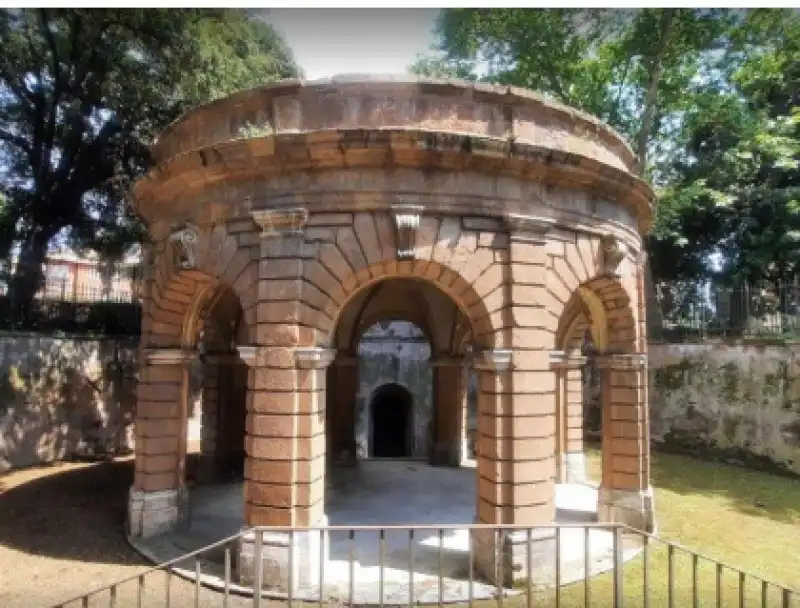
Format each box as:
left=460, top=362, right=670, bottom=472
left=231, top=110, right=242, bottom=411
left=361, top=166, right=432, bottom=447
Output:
left=310, top=259, right=498, bottom=352
left=144, top=224, right=257, bottom=349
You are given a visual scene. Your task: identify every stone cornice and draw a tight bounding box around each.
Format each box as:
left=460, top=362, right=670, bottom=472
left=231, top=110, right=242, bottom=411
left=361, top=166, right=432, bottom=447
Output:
left=132, top=129, right=654, bottom=233
left=294, top=347, right=336, bottom=369
left=549, top=350, right=588, bottom=370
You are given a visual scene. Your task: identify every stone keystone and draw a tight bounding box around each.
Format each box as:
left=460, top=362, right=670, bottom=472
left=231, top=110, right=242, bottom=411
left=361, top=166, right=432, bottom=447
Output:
left=391, top=204, right=424, bottom=260
left=167, top=223, right=200, bottom=269
left=251, top=208, right=309, bottom=238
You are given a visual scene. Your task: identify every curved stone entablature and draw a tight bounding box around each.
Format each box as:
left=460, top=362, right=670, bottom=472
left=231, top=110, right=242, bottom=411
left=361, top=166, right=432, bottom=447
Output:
left=132, top=77, right=654, bottom=234
left=151, top=77, right=636, bottom=169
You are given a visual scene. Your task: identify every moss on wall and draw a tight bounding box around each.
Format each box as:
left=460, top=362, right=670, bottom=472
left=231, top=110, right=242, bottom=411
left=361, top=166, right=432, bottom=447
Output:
left=650, top=344, right=800, bottom=476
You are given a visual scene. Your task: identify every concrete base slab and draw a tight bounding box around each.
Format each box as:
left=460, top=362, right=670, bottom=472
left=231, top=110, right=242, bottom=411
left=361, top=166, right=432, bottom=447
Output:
left=128, top=461, right=643, bottom=604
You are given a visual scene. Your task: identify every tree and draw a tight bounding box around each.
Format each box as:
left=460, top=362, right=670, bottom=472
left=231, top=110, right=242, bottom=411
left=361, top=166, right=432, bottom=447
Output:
left=0, top=9, right=299, bottom=315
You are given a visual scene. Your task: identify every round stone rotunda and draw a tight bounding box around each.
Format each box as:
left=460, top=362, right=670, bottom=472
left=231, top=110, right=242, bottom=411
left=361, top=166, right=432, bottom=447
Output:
left=128, top=76, right=655, bottom=595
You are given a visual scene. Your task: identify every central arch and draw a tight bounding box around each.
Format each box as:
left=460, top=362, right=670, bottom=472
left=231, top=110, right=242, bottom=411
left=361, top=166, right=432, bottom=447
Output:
left=369, top=382, right=413, bottom=458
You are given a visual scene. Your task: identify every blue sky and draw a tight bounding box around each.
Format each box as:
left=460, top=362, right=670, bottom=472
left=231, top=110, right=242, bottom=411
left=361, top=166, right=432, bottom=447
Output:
left=262, top=9, right=440, bottom=80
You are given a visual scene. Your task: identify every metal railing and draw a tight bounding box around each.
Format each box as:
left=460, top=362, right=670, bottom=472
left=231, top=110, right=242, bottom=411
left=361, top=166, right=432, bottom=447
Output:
left=52, top=523, right=797, bottom=608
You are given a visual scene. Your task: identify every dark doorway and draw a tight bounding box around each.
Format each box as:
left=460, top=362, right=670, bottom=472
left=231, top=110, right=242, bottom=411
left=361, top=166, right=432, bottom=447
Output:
left=370, top=383, right=412, bottom=458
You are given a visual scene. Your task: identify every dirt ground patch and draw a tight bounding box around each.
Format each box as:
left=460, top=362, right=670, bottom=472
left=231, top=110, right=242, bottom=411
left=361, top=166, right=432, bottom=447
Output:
left=0, top=457, right=266, bottom=608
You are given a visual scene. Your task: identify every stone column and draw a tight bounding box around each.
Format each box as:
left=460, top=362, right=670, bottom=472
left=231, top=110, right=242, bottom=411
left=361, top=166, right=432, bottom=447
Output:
left=596, top=353, right=655, bottom=532
left=430, top=355, right=466, bottom=467
left=236, top=206, right=334, bottom=593
left=550, top=351, right=588, bottom=483
left=327, top=354, right=358, bottom=466
left=472, top=214, right=559, bottom=586
left=129, top=347, right=196, bottom=538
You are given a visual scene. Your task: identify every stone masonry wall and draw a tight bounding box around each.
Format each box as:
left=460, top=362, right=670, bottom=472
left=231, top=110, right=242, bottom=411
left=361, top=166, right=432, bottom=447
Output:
left=649, top=343, right=800, bottom=475
left=0, top=333, right=139, bottom=471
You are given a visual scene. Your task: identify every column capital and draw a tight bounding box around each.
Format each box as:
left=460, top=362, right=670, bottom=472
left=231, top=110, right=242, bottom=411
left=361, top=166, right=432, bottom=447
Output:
left=294, top=346, right=336, bottom=369
left=251, top=207, right=308, bottom=238
left=145, top=348, right=197, bottom=366
left=472, top=348, right=513, bottom=372
left=595, top=353, right=647, bottom=371
left=505, top=214, right=555, bottom=243
left=549, top=350, right=588, bottom=370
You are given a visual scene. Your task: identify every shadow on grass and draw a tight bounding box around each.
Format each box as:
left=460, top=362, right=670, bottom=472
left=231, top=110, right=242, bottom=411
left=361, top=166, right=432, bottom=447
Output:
left=0, top=457, right=147, bottom=566
left=650, top=450, right=800, bottom=524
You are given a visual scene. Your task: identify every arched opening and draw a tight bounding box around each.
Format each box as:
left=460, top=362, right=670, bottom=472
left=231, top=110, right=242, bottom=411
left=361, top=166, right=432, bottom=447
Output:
left=369, top=382, right=413, bottom=457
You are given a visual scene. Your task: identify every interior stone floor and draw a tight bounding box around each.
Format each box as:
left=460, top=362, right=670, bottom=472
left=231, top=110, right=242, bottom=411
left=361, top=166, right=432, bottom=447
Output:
left=129, top=460, right=641, bottom=604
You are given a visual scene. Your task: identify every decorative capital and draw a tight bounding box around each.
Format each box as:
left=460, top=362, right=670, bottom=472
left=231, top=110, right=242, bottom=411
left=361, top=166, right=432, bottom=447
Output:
left=167, top=223, right=200, bottom=269
left=294, top=346, right=336, bottom=369
left=145, top=348, right=197, bottom=366
left=251, top=208, right=308, bottom=238
left=235, top=345, right=259, bottom=366
left=595, top=353, right=647, bottom=371
left=391, top=204, right=424, bottom=260
left=472, top=348, right=513, bottom=372
left=600, top=234, right=629, bottom=277
left=549, top=350, right=588, bottom=370
left=505, top=214, right=554, bottom=243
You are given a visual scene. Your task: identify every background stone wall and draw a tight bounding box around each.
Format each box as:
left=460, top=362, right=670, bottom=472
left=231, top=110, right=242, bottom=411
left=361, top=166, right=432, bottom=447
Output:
left=648, top=343, right=800, bottom=476
left=5, top=329, right=799, bottom=477
left=0, top=333, right=139, bottom=471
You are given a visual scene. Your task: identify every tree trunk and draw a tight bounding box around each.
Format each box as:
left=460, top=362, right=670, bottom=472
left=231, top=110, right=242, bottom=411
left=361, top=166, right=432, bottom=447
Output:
left=8, top=227, right=55, bottom=325
left=637, top=9, right=678, bottom=343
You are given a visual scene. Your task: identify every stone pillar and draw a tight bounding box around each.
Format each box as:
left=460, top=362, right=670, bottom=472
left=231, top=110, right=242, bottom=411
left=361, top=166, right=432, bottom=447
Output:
left=596, top=353, right=655, bottom=532
left=238, top=345, right=334, bottom=592
left=236, top=207, right=333, bottom=593
left=472, top=214, right=559, bottom=587
left=129, top=348, right=196, bottom=538
left=196, top=352, right=223, bottom=482
left=550, top=351, right=588, bottom=483
left=430, top=355, right=465, bottom=467
left=327, top=354, right=358, bottom=466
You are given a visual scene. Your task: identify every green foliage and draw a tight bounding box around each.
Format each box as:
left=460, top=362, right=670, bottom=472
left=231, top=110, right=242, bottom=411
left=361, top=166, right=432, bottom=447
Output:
left=414, top=8, right=800, bottom=285
left=0, top=8, right=299, bottom=308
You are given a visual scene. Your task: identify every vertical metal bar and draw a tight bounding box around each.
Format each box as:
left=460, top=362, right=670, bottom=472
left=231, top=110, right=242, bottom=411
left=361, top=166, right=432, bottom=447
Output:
left=195, top=558, right=201, bottom=608
left=83, top=595, right=90, bottom=608
left=288, top=529, right=295, bottom=608
left=408, top=529, right=415, bottom=607
left=109, top=585, right=117, bottom=608
left=379, top=529, right=385, bottom=608
left=318, top=529, right=325, bottom=608
left=526, top=528, right=532, bottom=608
left=668, top=544, right=675, bottom=608
left=137, top=574, right=144, bottom=608
left=438, top=528, right=445, bottom=607
left=783, top=588, right=792, bottom=608
left=642, top=534, right=649, bottom=608
left=584, top=526, right=591, bottom=608
left=253, top=529, right=263, bottom=608
left=496, top=527, right=504, bottom=607
left=692, top=554, right=699, bottom=608
left=555, top=527, right=562, bottom=608
left=762, top=580, right=769, bottom=608
left=348, top=529, right=355, bottom=606
left=165, top=569, right=171, bottom=608
left=467, top=528, right=474, bottom=608
left=740, top=571, right=746, bottom=608
left=716, top=564, right=723, bottom=608
left=613, top=526, right=623, bottom=608
left=224, top=544, right=231, bottom=608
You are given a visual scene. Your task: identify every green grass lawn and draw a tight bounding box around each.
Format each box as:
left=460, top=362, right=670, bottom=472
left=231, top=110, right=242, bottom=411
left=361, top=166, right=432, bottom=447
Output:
left=493, top=445, right=800, bottom=607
